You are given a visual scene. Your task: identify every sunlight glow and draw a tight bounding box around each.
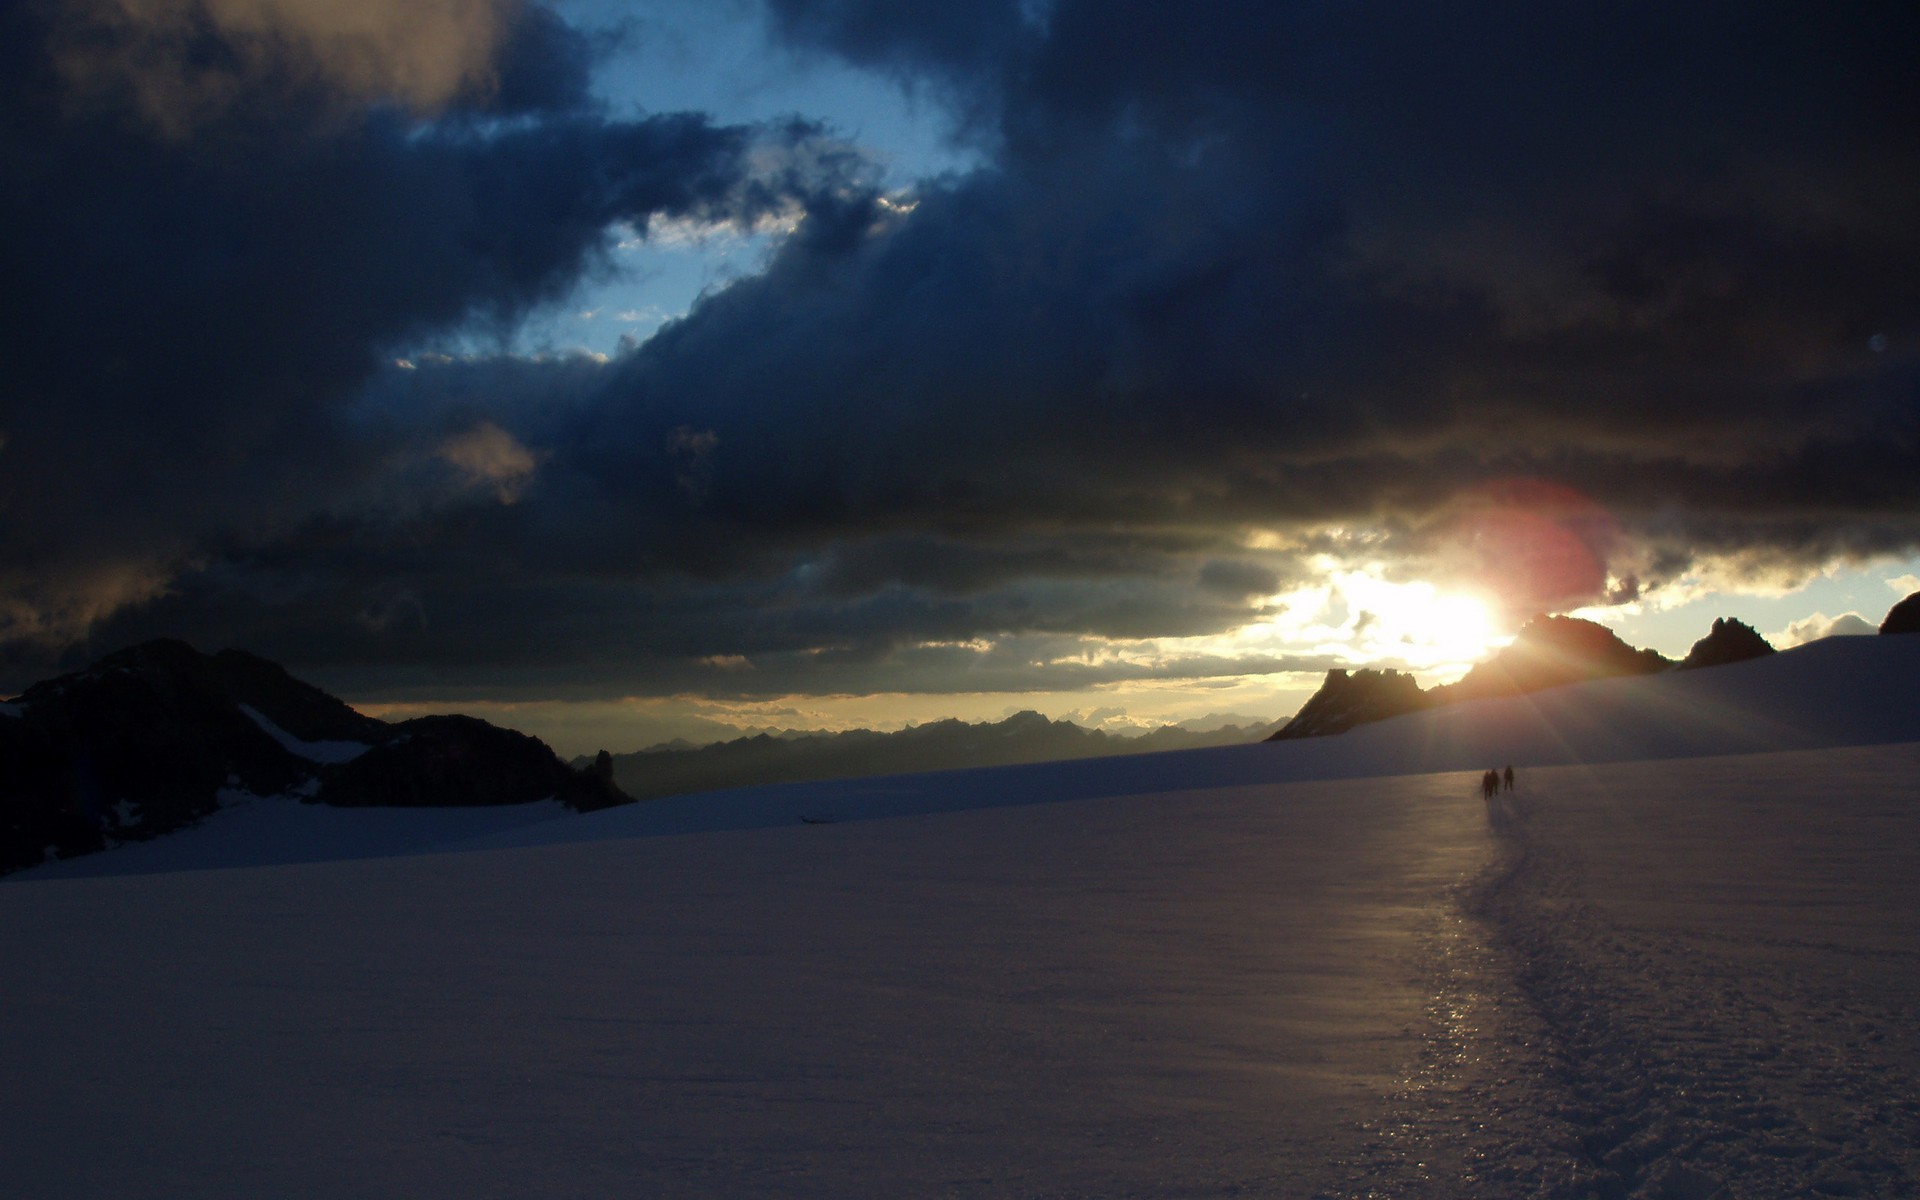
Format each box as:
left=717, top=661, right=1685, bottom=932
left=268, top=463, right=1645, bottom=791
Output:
left=1063, top=567, right=1508, bottom=686
left=1312, top=572, right=1503, bottom=672
left=1183, top=566, right=1509, bottom=679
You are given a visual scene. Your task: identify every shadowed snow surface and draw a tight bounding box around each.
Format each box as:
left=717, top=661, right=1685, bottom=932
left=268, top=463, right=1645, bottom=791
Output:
left=16, top=793, right=573, bottom=881
left=4, top=637, right=1920, bottom=1196
left=5, top=771, right=1491, bottom=1199
left=6, top=745, right=1920, bottom=1196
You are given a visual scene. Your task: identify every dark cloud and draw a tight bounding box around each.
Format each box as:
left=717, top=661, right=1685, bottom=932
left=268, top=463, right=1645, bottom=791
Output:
left=760, top=0, right=1033, bottom=130
left=57, top=538, right=1288, bottom=700
left=591, top=0, right=1920, bottom=603
left=46, top=0, right=592, bottom=131
left=6, top=0, right=1920, bottom=699
left=0, top=0, right=864, bottom=664
left=1197, top=560, right=1280, bottom=600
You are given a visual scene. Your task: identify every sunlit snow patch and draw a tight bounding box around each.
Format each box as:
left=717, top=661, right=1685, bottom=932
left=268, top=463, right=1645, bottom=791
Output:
left=237, top=704, right=370, bottom=765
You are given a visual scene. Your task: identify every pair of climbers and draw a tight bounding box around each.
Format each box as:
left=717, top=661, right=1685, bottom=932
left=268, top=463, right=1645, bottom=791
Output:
left=1479, top=765, right=1515, bottom=801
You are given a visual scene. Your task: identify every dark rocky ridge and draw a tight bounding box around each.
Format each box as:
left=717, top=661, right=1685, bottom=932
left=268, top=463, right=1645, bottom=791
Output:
left=1429, top=615, right=1673, bottom=706
left=1267, top=669, right=1426, bottom=741
left=1270, top=614, right=1778, bottom=743
left=1882, top=591, right=1920, bottom=635
left=1678, top=617, right=1776, bottom=671
left=1, top=640, right=629, bottom=875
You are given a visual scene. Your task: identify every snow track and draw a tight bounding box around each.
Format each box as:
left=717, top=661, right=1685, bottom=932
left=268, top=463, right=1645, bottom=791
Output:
left=1481, top=850, right=1920, bottom=1198
left=1386, top=746, right=1920, bottom=1199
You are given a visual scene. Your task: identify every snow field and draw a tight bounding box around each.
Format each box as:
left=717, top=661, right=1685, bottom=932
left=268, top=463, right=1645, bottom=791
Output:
left=13, top=743, right=1918, bottom=1197
left=17, top=790, right=574, bottom=881
left=6, top=635, right=1920, bottom=1195
left=1, top=770, right=1495, bottom=1199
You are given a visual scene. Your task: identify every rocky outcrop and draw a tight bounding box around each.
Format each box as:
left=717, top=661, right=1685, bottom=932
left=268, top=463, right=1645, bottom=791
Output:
left=324, top=715, right=628, bottom=811
left=1266, top=668, right=1427, bottom=740
left=2, top=639, right=381, bottom=871
left=1, top=640, right=631, bottom=874
left=1881, top=591, right=1920, bottom=635
left=1266, top=615, right=1690, bottom=743
left=1677, top=617, right=1776, bottom=670
left=1428, top=615, right=1671, bottom=706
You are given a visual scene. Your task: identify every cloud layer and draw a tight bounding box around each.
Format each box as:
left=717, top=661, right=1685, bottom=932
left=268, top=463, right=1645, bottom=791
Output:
left=4, top=0, right=1919, bottom=700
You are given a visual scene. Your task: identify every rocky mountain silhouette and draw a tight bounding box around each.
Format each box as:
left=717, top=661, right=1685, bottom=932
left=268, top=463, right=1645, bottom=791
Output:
left=1, top=640, right=628, bottom=874
left=1429, top=616, right=1672, bottom=706
left=1882, top=591, right=1920, bottom=635
left=1267, top=669, right=1426, bottom=740
left=1677, top=617, right=1777, bottom=670
left=1268, top=614, right=1760, bottom=743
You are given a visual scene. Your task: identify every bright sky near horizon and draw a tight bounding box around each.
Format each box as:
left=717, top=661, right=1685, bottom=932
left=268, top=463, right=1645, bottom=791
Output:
left=2, top=1, right=1918, bottom=755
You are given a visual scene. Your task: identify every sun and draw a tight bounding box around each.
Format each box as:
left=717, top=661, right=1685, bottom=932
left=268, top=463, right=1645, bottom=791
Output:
left=1336, top=573, right=1503, bottom=671
left=1412, top=591, right=1501, bottom=663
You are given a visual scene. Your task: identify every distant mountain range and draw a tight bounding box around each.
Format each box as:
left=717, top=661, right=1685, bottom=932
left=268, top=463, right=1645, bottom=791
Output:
left=0, top=640, right=628, bottom=875
left=585, top=712, right=1287, bottom=803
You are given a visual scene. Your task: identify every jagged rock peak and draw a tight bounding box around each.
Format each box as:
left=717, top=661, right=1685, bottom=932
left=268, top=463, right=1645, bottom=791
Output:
left=1428, top=614, right=1670, bottom=706
left=1882, top=591, right=1920, bottom=635
left=1267, top=667, right=1427, bottom=741
left=1678, top=617, right=1777, bottom=671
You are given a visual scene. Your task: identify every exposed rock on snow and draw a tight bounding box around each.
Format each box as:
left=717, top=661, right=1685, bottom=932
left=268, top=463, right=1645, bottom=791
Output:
left=1267, top=667, right=1426, bottom=740
left=1676, top=615, right=1776, bottom=670
left=1882, top=590, right=1920, bottom=635
left=324, top=714, right=626, bottom=811
left=1, top=639, right=349, bottom=872
left=1429, top=615, right=1672, bottom=705
left=1273, top=615, right=1679, bottom=742
left=0, top=640, right=630, bottom=875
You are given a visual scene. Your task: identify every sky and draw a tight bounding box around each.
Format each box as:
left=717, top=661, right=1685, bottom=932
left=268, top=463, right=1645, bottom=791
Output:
left=2, top=0, right=1918, bottom=756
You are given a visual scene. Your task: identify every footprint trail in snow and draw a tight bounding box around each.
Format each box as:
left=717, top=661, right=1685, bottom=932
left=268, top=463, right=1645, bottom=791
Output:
left=1367, top=745, right=1920, bottom=1199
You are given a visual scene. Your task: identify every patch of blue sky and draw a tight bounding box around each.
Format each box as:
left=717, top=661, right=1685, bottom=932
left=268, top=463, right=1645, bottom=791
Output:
left=478, top=0, right=979, bottom=359
left=490, top=222, right=779, bottom=358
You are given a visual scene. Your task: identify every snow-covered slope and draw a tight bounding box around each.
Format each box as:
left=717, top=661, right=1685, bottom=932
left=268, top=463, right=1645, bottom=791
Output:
left=6, top=741, right=1919, bottom=1198
left=14, top=632, right=1919, bottom=880
left=16, top=792, right=573, bottom=881
left=462, top=632, right=1920, bottom=851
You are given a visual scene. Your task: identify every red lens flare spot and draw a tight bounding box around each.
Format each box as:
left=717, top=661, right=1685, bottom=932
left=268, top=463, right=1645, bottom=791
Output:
left=1439, top=479, right=1627, bottom=620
